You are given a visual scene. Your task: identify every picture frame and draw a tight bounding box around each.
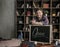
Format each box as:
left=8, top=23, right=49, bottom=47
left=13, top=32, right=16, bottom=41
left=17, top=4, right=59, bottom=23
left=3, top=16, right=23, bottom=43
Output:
left=29, top=25, right=52, bottom=44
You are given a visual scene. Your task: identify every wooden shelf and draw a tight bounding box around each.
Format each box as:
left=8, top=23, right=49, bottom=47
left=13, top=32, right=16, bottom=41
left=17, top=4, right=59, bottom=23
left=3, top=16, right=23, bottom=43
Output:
left=17, top=7, right=24, bottom=9
left=17, top=0, right=24, bottom=1
left=25, top=8, right=33, bottom=9
left=16, top=0, right=60, bottom=40
left=17, top=15, right=25, bottom=17
left=17, top=15, right=25, bottom=16
left=24, top=0, right=32, bottom=2
left=52, top=24, right=59, bottom=25
left=52, top=7, right=60, bottom=9
left=17, top=23, right=24, bottom=25
left=52, top=0, right=59, bottom=2
left=52, top=16, right=60, bottom=17
left=33, top=0, right=41, bottom=2
left=42, top=8, right=50, bottom=9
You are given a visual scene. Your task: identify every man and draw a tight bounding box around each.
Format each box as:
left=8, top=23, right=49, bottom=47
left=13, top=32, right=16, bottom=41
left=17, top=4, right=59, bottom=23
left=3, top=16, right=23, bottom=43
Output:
left=32, top=9, right=49, bottom=25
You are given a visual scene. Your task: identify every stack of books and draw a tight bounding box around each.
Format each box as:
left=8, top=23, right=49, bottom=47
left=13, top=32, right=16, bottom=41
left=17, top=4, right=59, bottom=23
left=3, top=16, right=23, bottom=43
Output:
left=43, top=3, right=49, bottom=8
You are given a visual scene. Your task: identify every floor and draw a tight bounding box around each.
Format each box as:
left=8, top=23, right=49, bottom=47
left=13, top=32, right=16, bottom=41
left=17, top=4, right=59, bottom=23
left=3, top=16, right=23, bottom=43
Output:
left=0, top=39, right=22, bottom=47
left=0, top=39, right=60, bottom=47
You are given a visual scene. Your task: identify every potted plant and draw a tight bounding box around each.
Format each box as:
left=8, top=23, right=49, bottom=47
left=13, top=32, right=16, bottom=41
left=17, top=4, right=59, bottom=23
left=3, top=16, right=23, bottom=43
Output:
left=44, top=10, right=49, bottom=16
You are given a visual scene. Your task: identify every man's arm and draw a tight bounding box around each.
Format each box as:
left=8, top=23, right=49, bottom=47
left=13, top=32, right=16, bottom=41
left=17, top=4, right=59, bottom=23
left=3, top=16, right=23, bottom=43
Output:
left=31, top=16, right=49, bottom=25
left=33, top=22, right=43, bottom=25
left=31, top=19, right=43, bottom=25
left=42, top=16, right=49, bottom=25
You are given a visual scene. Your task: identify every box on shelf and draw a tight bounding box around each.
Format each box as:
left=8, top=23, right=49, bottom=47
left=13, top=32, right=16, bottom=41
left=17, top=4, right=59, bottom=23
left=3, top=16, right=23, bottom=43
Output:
left=43, top=3, right=49, bottom=8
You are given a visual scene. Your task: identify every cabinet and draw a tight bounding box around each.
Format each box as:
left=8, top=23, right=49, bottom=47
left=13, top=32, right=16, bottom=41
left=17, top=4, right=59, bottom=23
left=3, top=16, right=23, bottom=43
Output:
left=16, top=0, right=60, bottom=40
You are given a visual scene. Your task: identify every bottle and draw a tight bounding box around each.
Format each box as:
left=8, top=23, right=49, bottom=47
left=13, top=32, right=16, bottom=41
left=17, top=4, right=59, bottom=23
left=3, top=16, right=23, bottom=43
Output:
left=55, top=40, right=58, bottom=46
left=27, top=11, right=31, bottom=16
left=18, top=32, right=23, bottom=40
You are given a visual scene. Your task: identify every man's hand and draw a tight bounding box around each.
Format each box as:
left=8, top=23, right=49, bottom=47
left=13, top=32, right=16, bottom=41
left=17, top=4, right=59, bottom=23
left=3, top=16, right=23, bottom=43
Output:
left=32, top=20, right=43, bottom=25
left=35, top=22, right=43, bottom=25
left=31, top=19, right=36, bottom=24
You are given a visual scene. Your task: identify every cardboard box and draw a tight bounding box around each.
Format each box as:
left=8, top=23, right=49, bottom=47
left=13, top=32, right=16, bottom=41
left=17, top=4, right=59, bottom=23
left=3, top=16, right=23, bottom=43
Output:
left=43, top=4, right=49, bottom=8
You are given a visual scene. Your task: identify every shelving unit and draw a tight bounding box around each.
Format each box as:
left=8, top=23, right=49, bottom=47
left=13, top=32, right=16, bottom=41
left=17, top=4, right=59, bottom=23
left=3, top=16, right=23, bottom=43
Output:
left=16, top=0, right=60, bottom=40
left=51, top=0, right=60, bottom=39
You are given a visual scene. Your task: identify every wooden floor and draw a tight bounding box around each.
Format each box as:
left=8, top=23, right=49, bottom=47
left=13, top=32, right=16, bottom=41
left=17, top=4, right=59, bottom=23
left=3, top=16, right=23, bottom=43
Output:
left=0, top=39, right=21, bottom=47
left=0, top=39, right=60, bottom=47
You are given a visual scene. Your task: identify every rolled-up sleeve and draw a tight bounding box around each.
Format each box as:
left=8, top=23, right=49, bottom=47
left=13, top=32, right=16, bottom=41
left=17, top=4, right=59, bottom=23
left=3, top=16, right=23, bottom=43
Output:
left=42, top=16, right=49, bottom=25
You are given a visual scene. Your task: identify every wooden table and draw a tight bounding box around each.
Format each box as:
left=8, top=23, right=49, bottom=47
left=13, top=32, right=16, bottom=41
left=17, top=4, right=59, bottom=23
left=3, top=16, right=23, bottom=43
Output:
left=35, top=43, right=55, bottom=47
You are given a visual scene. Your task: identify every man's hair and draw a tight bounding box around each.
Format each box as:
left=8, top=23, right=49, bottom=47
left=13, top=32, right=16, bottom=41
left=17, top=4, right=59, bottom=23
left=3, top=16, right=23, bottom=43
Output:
left=36, top=8, right=43, bottom=13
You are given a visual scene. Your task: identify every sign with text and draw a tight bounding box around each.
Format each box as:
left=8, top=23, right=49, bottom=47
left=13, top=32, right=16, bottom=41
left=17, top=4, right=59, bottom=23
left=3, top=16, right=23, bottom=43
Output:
left=29, top=25, right=52, bottom=44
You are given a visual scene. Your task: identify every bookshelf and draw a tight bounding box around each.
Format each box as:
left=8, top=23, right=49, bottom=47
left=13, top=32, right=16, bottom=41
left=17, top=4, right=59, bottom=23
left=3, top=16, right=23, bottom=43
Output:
left=51, top=0, right=60, bottom=39
left=16, top=0, right=60, bottom=41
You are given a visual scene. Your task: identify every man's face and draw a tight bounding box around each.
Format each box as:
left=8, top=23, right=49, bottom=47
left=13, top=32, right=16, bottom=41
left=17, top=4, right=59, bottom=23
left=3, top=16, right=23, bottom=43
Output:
left=36, top=10, right=43, bottom=18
